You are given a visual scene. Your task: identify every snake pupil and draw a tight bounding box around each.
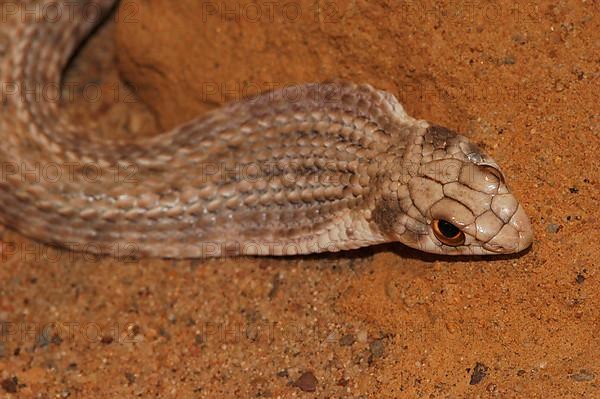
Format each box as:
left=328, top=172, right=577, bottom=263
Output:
left=438, top=220, right=460, bottom=238
left=432, top=219, right=465, bottom=246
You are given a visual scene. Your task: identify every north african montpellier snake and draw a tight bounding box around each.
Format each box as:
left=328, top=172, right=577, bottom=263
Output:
left=0, top=0, right=533, bottom=258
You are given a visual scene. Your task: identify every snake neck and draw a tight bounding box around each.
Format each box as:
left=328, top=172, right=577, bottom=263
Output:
left=362, top=122, right=434, bottom=242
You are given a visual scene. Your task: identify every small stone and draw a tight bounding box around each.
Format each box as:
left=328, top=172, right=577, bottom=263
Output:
left=569, top=187, right=579, bottom=194
left=554, top=80, right=566, bottom=92
left=570, top=370, right=595, bottom=382
left=276, top=369, right=288, bottom=378
left=51, top=334, right=63, bottom=345
left=516, top=369, right=526, bottom=377
left=337, top=377, right=349, bottom=386
left=357, top=330, right=368, bottom=343
left=353, top=350, right=370, bottom=365
left=125, top=372, right=137, bottom=384
left=512, top=33, right=528, bottom=45
left=469, top=362, right=488, bottom=385
left=546, top=223, right=560, bottom=233
left=1, top=377, right=18, bottom=393
left=246, top=325, right=259, bottom=341
left=294, top=371, right=317, bottom=392
left=445, top=322, right=458, bottom=334
left=159, top=327, right=170, bottom=339
left=100, top=336, right=114, bottom=345
left=575, top=273, right=585, bottom=284
left=325, top=331, right=338, bottom=343
left=268, top=273, right=281, bottom=299
left=251, top=376, right=269, bottom=393
left=369, top=339, right=385, bottom=358
left=502, top=55, right=516, bottom=65
left=486, top=383, right=497, bottom=392
left=339, top=334, right=356, bottom=347
left=129, top=324, right=141, bottom=336
left=36, top=331, right=52, bottom=348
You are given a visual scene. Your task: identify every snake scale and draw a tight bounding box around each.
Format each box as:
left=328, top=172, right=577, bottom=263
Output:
left=0, top=0, right=533, bottom=258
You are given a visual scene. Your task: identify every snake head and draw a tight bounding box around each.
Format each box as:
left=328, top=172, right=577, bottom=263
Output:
left=375, top=125, right=533, bottom=256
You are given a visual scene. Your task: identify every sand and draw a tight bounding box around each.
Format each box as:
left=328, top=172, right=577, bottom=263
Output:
left=0, top=0, right=598, bottom=397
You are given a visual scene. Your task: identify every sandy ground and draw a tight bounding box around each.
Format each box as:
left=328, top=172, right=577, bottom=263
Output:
left=0, top=0, right=598, bottom=397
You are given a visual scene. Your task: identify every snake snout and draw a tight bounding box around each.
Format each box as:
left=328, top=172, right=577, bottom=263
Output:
left=484, top=205, right=533, bottom=253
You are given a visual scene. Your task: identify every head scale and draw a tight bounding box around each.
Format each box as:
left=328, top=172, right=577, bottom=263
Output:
left=377, top=125, right=533, bottom=255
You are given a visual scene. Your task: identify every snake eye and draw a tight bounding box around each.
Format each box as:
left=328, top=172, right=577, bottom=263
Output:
left=432, top=219, right=465, bottom=246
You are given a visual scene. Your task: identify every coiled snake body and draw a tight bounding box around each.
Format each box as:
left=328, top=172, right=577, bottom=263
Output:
left=0, top=0, right=533, bottom=258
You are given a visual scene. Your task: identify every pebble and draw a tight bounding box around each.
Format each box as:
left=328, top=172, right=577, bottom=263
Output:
left=268, top=274, right=281, bottom=299
left=101, top=336, right=114, bottom=345
left=575, top=273, right=585, bottom=284
left=357, top=330, right=368, bottom=343
left=276, top=369, right=288, bottom=378
left=570, top=370, right=595, bottom=382
left=512, top=33, right=528, bottom=45
left=369, top=339, right=385, bottom=358
left=445, top=322, right=458, bottom=334
left=1, top=377, right=18, bottom=393
left=326, top=331, right=338, bottom=343
left=337, top=377, right=349, bottom=386
left=353, top=350, right=370, bottom=365
left=502, top=55, right=516, bottom=65
left=554, top=80, right=566, bottom=92
left=125, top=372, right=137, bottom=384
left=294, top=371, right=318, bottom=392
left=339, top=334, right=356, bottom=347
left=486, top=383, right=497, bottom=392
left=36, top=331, right=52, bottom=348
left=469, top=362, right=488, bottom=385
left=546, top=223, right=560, bottom=233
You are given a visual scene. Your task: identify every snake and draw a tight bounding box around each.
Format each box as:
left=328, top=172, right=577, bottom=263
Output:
left=0, top=0, right=533, bottom=258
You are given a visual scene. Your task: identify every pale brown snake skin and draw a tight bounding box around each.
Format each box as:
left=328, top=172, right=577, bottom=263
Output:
left=0, top=0, right=533, bottom=258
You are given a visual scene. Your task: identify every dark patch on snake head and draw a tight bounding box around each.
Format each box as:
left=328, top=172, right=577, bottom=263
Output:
left=371, top=198, right=403, bottom=239
left=426, top=125, right=457, bottom=149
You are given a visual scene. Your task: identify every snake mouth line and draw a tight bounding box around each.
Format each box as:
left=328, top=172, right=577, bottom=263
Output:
left=482, top=242, right=515, bottom=254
